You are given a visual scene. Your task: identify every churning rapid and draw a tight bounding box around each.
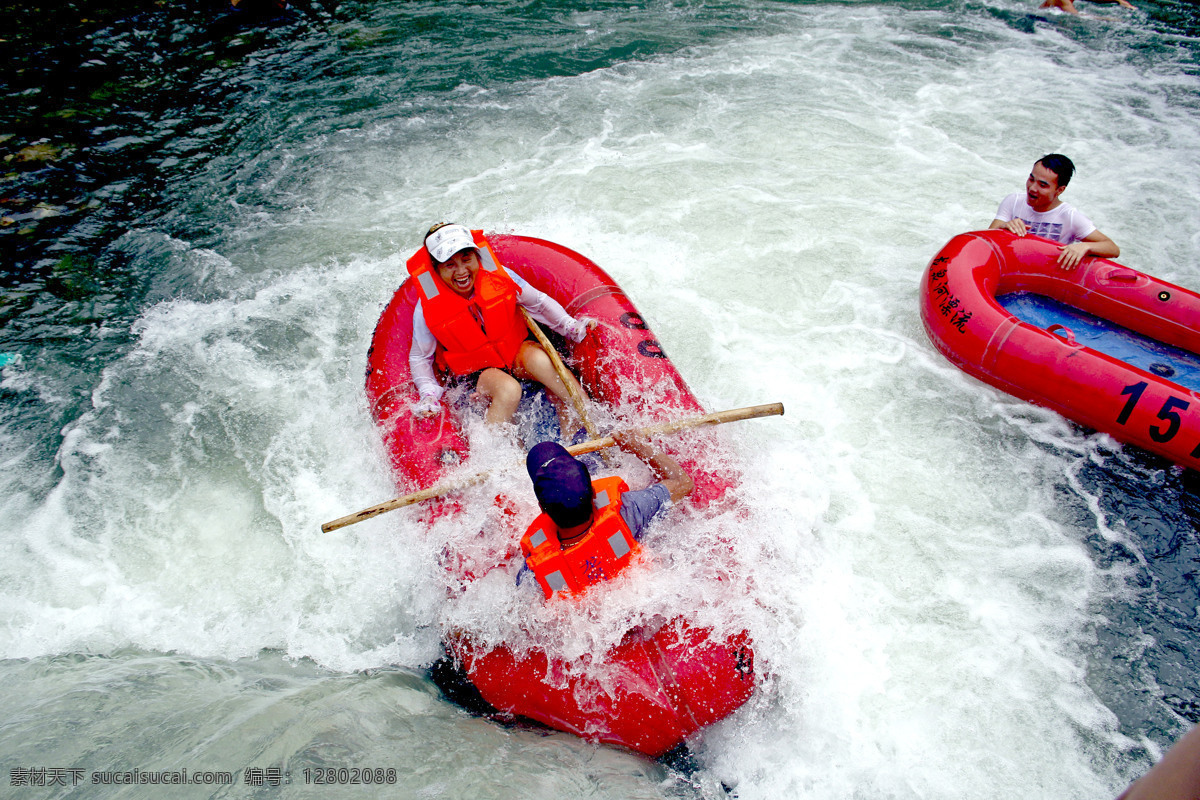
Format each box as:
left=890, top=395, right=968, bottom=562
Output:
left=2, top=1, right=1199, bottom=798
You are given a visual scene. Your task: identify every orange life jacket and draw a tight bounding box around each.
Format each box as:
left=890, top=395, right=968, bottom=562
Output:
left=407, top=230, right=528, bottom=376
left=520, top=476, right=642, bottom=599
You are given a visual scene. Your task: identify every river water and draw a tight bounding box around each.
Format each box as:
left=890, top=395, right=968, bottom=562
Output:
left=2, top=1, right=1199, bottom=798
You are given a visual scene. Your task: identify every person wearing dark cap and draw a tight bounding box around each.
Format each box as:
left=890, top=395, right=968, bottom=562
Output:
left=989, top=153, right=1120, bottom=270
left=407, top=223, right=597, bottom=430
left=519, top=431, right=694, bottom=599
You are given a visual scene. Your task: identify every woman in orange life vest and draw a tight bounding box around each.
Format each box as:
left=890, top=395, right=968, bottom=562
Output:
left=408, top=223, right=598, bottom=431
left=519, top=431, right=694, bottom=599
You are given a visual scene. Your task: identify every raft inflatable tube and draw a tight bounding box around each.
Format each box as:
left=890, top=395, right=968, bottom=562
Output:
left=921, top=229, right=1200, bottom=469
left=450, top=618, right=754, bottom=758
left=365, top=233, right=756, bottom=757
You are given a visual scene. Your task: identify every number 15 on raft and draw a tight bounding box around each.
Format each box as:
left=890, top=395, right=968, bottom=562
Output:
left=1116, top=381, right=1200, bottom=456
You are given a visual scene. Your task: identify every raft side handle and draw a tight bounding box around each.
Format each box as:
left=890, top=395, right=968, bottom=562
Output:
left=981, top=317, right=1022, bottom=372
left=566, top=284, right=623, bottom=316
left=1103, top=269, right=1141, bottom=284
left=1047, top=324, right=1078, bottom=346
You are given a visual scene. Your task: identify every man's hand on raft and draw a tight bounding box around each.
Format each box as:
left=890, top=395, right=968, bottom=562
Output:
left=1055, top=241, right=1090, bottom=270
left=998, top=218, right=1084, bottom=271
left=999, top=218, right=1029, bottom=238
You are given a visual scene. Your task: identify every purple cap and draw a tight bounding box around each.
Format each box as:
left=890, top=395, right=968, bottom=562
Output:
left=526, top=441, right=592, bottom=528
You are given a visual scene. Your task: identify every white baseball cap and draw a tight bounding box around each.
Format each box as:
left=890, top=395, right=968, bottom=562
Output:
left=424, top=224, right=477, bottom=264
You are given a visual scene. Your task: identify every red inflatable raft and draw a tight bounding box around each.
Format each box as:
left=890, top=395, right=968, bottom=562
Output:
left=921, top=229, right=1200, bottom=469
left=365, top=233, right=755, bottom=757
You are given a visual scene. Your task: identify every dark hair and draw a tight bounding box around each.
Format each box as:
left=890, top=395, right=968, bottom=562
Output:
left=1037, top=153, right=1075, bottom=188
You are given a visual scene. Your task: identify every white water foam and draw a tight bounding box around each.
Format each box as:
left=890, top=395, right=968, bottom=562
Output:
left=3, top=2, right=1196, bottom=797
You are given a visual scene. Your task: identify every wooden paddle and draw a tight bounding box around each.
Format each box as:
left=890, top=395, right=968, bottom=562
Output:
left=519, top=308, right=599, bottom=441
left=320, top=401, right=784, bottom=533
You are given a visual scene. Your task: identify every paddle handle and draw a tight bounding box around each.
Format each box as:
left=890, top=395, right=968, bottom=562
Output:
left=519, top=308, right=599, bottom=440
left=320, top=402, right=784, bottom=533
left=564, top=402, right=784, bottom=455
left=321, top=472, right=493, bottom=532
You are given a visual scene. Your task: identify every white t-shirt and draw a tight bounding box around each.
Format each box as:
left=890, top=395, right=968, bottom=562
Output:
left=993, top=192, right=1097, bottom=244
left=408, top=268, right=579, bottom=400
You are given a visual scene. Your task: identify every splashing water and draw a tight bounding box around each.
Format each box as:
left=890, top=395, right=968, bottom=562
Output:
left=2, top=1, right=1199, bottom=797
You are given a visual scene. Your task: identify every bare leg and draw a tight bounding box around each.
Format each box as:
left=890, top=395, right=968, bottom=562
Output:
left=510, top=341, right=589, bottom=434
left=474, top=367, right=523, bottom=425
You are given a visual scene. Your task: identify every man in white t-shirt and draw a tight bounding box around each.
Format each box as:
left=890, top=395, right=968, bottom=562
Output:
left=989, top=153, right=1120, bottom=270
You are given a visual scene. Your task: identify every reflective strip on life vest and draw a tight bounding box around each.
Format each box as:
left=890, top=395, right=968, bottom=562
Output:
left=416, top=270, right=439, bottom=300
left=528, top=528, right=549, bottom=549
left=607, top=531, right=631, bottom=560
left=594, top=488, right=610, bottom=508
left=545, top=571, right=568, bottom=592
left=478, top=246, right=499, bottom=272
